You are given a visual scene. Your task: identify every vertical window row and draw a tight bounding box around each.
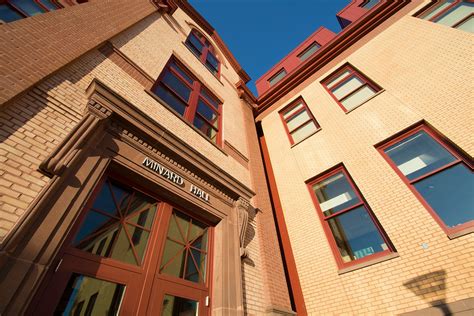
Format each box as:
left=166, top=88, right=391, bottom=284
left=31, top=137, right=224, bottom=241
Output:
left=152, top=58, right=222, bottom=145
left=308, top=167, right=393, bottom=268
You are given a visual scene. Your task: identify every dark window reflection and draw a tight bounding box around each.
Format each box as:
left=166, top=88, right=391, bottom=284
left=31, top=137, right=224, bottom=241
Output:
left=55, top=274, right=125, bottom=316
left=414, top=164, right=474, bottom=228
left=162, top=295, right=198, bottom=316
left=328, top=206, right=388, bottom=263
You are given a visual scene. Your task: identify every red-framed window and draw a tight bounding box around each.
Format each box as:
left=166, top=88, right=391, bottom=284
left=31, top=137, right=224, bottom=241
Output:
left=297, top=41, right=321, bottom=61
left=419, top=0, right=473, bottom=33
left=152, top=57, right=222, bottom=145
left=307, top=165, right=394, bottom=268
left=360, top=0, right=380, bottom=10
left=268, top=68, right=287, bottom=87
left=377, top=124, right=474, bottom=236
left=279, top=97, right=320, bottom=145
left=0, top=0, right=84, bottom=23
left=185, top=29, right=221, bottom=77
left=322, top=64, right=382, bottom=113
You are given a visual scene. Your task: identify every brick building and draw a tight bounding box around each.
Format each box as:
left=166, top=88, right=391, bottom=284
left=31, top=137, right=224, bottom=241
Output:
left=0, top=0, right=472, bottom=315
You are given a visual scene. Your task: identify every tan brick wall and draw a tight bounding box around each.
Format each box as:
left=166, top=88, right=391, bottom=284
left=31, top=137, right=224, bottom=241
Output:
left=260, top=13, right=474, bottom=315
left=0, top=4, right=290, bottom=314
left=0, top=10, right=251, bottom=241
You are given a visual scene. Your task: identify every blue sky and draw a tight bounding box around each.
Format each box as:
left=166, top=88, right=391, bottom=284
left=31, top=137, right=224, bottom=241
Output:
left=188, top=0, right=350, bottom=95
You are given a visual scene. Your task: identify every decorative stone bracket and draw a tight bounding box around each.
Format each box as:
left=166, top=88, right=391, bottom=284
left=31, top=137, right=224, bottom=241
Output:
left=236, top=197, right=256, bottom=259
left=39, top=100, right=111, bottom=177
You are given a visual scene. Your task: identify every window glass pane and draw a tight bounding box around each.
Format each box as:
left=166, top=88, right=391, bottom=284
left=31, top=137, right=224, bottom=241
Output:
left=0, top=4, right=23, bottom=22
left=200, top=89, right=219, bottom=109
left=456, top=14, right=474, bottom=32
left=74, top=180, right=157, bottom=266
left=312, top=172, right=360, bottom=216
left=328, top=206, right=388, bottom=263
left=10, top=0, right=45, bottom=16
left=55, top=274, right=125, bottom=316
left=326, top=70, right=351, bottom=89
left=160, top=210, right=209, bottom=283
left=193, top=115, right=218, bottom=142
left=298, top=42, right=320, bottom=61
left=286, top=110, right=310, bottom=132
left=422, top=0, right=455, bottom=20
left=414, top=163, right=474, bottom=228
left=340, top=85, right=376, bottom=110
left=361, top=0, right=380, bottom=9
left=269, top=69, right=287, bottom=86
left=332, top=76, right=364, bottom=99
left=170, top=62, right=193, bottom=85
left=282, top=102, right=304, bottom=120
left=162, top=295, right=198, bottom=316
left=187, top=33, right=204, bottom=54
left=163, top=71, right=191, bottom=102
left=435, top=2, right=474, bottom=29
left=39, top=0, right=58, bottom=10
left=197, top=99, right=219, bottom=127
left=206, top=52, right=219, bottom=70
left=291, top=121, right=317, bottom=143
left=154, top=85, right=188, bottom=116
left=384, top=131, right=457, bottom=180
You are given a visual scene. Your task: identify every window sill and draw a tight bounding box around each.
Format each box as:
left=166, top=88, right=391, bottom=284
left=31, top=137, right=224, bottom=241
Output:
left=181, top=41, right=224, bottom=86
left=145, top=89, right=228, bottom=156
left=344, top=89, right=385, bottom=114
left=448, top=226, right=474, bottom=239
left=337, top=252, right=399, bottom=275
left=290, top=128, right=322, bottom=148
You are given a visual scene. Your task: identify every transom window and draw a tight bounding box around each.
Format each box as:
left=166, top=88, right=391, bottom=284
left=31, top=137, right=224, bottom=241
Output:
left=360, top=0, right=380, bottom=10
left=419, top=0, right=474, bottom=33
left=152, top=58, right=222, bottom=145
left=268, top=68, right=287, bottom=86
left=378, top=124, right=474, bottom=236
left=279, top=98, right=320, bottom=145
left=0, top=0, right=86, bottom=23
left=297, top=41, right=321, bottom=61
left=185, top=29, right=221, bottom=76
left=308, top=166, right=393, bottom=267
left=322, top=64, right=382, bottom=112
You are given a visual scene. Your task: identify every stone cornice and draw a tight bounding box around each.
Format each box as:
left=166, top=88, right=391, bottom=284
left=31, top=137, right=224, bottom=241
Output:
left=85, top=79, right=255, bottom=201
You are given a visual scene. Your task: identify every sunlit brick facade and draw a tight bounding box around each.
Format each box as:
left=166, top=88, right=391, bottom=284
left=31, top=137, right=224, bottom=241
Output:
left=0, top=0, right=472, bottom=315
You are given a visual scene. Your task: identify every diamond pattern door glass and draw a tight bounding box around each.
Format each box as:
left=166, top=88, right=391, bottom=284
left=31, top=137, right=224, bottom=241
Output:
left=73, top=179, right=158, bottom=266
left=160, top=210, right=208, bottom=283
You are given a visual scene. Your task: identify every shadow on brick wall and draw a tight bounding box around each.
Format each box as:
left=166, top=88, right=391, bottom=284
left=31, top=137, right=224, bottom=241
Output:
left=403, top=270, right=451, bottom=315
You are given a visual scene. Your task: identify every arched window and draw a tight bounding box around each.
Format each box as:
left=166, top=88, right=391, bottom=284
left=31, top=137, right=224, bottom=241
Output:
left=185, top=29, right=221, bottom=77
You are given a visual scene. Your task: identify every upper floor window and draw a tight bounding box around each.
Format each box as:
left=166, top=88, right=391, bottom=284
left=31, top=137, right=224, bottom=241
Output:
left=152, top=58, right=222, bottom=145
left=185, top=29, right=221, bottom=77
left=419, top=0, right=474, bottom=33
left=0, top=0, right=85, bottom=24
left=297, top=41, right=321, bottom=61
left=322, top=64, right=382, bottom=113
left=279, top=98, right=320, bottom=145
left=268, top=68, right=287, bottom=86
left=378, top=124, right=474, bottom=236
left=360, top=0, right=380, bottom=10
left=308, top=166, right=394, bottom=268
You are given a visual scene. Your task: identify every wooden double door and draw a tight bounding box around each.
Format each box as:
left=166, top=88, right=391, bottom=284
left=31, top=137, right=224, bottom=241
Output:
left=29, top=176, right=212, bottom=315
